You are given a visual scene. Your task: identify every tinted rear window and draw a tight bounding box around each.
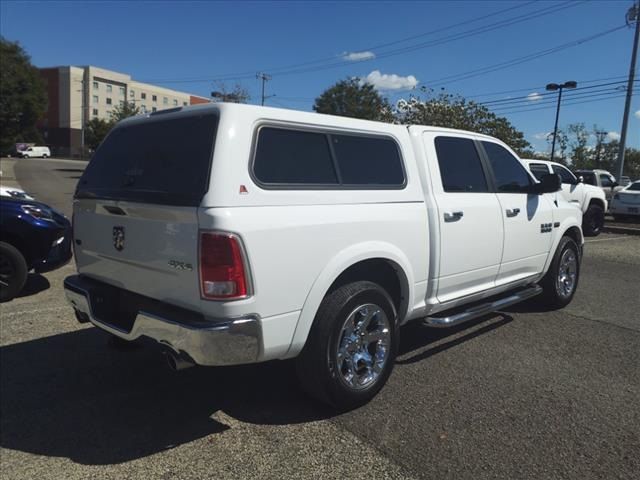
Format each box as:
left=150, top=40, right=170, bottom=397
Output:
left=77, top=113, right=218, bottom=206
left=253, top=127, right=338, bottom=185
left=331, top=134, right=404, bottom=185
left=253, top=127, right=405, bottom=188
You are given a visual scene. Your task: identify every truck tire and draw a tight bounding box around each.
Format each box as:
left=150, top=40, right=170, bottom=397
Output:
left=540, top=236, right=580, bottom=309
left=295, top=281, right=398, bottom=410
left=0, top=242, right=28, bottom=302
left=582, top=204, right=604, bottom=236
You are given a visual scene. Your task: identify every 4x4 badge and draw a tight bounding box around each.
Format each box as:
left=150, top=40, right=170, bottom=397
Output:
left=113, top=226, right=125, bottom=251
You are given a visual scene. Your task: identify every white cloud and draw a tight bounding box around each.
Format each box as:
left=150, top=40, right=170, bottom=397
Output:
left=343, top=51, right=376, bottom=61
left=533, top=132, right=550, bottom=140
left=362, top=70, right=419, bottom=90
left=527, top=92, right=543, bottom=102
left=606, top=131, right=621, bottom=141
left=634, top=109, right=640, bottom=119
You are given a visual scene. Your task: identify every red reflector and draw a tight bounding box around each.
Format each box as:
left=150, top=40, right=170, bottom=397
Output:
left=200, top=232, right=248, bottom=300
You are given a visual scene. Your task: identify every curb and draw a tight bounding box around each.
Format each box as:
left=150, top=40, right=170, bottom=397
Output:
left=602, top=225, right=640, bottom=236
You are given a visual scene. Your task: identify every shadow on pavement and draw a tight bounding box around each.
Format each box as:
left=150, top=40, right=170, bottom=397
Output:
left=0, top=312, right=512, bottom=465
left=14, top=273, right=50, bottom=300
left=397, top=313, right=512, bottom=365
left=0, top=328, right=331, bottom=465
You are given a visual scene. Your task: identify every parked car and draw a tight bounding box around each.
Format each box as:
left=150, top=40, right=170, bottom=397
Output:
left=610, top=181, right=640, bottom=220
left=0, top=197, right=72, bottom=301
left=0, top=186, right=35, bottom=200
left=573, top=169, right=623, bottom=202
left=19, top=146, right=51, bottom=158
left=524, top=159, right=607, bottom=236
left=619, top=176, right=631, bottom=187
left=65, top=103, right=583, bottom=409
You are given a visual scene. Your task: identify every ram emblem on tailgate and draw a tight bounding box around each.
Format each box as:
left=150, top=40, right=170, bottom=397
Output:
left=113, top=226, right=125, bottom=251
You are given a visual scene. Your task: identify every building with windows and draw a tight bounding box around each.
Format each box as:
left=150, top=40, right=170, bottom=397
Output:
left=39, top=65, right=210, bottom=157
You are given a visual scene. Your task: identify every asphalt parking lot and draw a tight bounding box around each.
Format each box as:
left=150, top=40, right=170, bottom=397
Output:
left=1, top=158, right=639, bottom=480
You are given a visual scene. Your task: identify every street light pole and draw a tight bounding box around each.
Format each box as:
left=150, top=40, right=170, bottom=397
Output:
left=546, top=80, right=577, bottom=161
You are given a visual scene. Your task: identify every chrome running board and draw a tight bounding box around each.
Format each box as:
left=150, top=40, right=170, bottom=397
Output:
left=424, top=285, right=543, bottom=328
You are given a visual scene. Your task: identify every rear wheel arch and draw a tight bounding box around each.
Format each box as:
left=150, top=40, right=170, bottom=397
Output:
left=285, top=245, right=415, bottom=359
left=327, top=258, right=409, bottom=324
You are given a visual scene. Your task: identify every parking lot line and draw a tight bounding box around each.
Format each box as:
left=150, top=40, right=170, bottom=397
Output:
left=585, top=235, right=634, bottom=243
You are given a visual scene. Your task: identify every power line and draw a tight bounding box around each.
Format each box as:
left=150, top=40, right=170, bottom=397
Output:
left=478, top=80, right=637, bottom=108
left=259, top=1, right=586, bottom=79
left=141, top=1, right=584, bottom=84
left=492, top=91, right=634, bottom=115
left=415, top=24, right=628, bottom=88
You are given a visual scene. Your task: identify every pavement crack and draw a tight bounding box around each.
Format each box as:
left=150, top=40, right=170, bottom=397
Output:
left=563, top=310, right=640, bottom=334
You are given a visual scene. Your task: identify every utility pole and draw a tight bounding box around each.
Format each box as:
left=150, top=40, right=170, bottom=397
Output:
left=614, top=1, right=639, bottom=181
left=256, top=72, right=272, bottom=106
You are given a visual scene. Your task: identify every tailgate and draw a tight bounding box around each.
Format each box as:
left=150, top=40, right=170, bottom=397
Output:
left=72, top=109, right=219, bottom=311
left=73, top=200, right=201, bottom=310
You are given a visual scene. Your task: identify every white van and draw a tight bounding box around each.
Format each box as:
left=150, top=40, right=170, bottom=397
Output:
left=19, top=146, right=51, bottom=158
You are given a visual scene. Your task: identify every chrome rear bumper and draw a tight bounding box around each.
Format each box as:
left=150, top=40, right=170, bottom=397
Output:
left=64, top=275, right=261, bottom=366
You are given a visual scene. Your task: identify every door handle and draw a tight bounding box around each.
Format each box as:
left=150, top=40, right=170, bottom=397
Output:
left=444, top=211, right=464, bottom=222
left=506, top=208, right=520, bottom=217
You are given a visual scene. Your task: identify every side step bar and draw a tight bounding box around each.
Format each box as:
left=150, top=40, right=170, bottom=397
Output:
left=424, top=285, right=543, bottom=328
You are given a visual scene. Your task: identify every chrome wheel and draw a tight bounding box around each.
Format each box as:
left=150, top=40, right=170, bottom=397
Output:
left=334, top=303, right=391, bottom=391
left=556, top=248, right=577, bottom=299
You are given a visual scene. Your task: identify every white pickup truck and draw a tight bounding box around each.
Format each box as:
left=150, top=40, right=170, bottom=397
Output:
left=65, top=104, right=583, bottom=409
left=524, top=159, right=607, bottom=236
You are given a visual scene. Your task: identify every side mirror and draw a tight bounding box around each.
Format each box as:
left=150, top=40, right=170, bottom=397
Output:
left=612, top=181, right=619, bottom=189
left=531, top=173, right=561, bottom=194
left=577, top=176, right=584, bottom=184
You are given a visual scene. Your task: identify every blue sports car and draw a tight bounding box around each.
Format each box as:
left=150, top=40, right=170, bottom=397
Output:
left=0, top=196, right=72, bottom=301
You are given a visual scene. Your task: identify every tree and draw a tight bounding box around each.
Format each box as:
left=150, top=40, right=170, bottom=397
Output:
left=0, top=37, right=47, bottom=153
left=592, top=127, right=608, bottom=170
left=566, top=123, right=589, bottom=169
left=546, top=129, right=569, bottom=164
left=110, top=101, right=140, bottom=122
left=211, top=82, right=250, bottom=103
left=313, top=78, right=393, bottom=122
left=622, top=147, right=640, bottom=180
left=396, top=92, right=530, bottom=154
left=85, top=118, right=113, bottom=150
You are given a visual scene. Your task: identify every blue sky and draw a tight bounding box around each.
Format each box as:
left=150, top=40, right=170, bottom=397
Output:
left=1, top=0, right=638, bottom=151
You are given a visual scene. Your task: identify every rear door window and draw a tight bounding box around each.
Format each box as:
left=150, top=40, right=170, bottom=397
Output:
left=434, top=136, right=488, bottom=193
left=77, top=113, right=218, bottom=206
left=482, top=141, right=532, bottom=193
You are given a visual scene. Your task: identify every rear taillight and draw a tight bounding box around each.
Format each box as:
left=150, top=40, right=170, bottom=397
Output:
left=199, top=232, right=250, bottom=300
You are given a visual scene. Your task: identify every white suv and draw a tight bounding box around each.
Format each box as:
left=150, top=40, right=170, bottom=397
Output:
left=65, top=104, right=583, bottom=409
left=525, top=159, right=607, bottom=236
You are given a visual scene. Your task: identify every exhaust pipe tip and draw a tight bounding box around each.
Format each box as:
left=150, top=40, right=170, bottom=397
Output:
left=165, top=351, right=195, bottom=371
